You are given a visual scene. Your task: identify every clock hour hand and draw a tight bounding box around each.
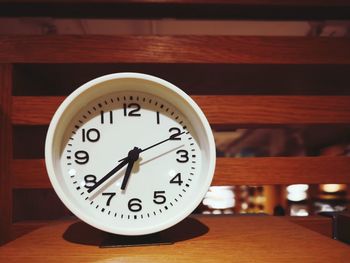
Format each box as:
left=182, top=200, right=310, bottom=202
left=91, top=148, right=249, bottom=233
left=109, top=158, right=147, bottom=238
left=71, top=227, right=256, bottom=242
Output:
left=121, top=147, right=141, bottom=190
left=118, top=132, right=185, bottom=162
left=87, top=157, right=129, bottom=193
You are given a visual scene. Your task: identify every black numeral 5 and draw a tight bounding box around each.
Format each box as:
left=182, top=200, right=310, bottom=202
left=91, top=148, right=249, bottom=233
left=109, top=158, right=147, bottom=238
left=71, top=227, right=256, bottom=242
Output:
left=153, top=191, right=166, bottom=204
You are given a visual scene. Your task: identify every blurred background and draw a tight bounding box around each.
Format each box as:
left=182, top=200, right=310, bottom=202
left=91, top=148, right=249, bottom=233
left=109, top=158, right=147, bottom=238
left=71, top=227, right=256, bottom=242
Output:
left=2, top=17, right=349, bottom=220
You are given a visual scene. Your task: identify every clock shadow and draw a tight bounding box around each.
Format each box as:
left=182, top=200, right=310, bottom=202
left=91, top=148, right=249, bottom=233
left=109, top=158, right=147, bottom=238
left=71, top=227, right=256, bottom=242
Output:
left=62, top=216, right=209, bottom=247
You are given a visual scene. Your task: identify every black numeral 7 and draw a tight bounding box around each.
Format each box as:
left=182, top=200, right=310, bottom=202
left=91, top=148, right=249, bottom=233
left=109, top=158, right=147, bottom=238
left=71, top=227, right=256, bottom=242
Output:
left=102, top=192, right=116, bottom=206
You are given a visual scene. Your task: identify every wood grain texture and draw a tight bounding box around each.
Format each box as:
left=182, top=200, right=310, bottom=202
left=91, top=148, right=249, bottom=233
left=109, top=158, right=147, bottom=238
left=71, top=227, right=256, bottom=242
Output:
left=287, top=216, right=333, bottom=238
left=1, top=36, right=350, bottom=63
left=11, top=220, right=50, bottom=240
left=12, top=96, right=350, bottom=125
left=0, top=64, right=12, bottom=244
left=12, top=157, right=350, bottom=188
left=10, top=215, right=333, bottom=241
left=1, top=216, right=349, bottom=262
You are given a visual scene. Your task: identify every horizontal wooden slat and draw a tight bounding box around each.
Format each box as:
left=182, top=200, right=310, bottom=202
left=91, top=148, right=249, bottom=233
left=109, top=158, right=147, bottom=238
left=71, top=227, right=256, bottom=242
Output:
left=12, top=96, right=350, bottom=125
left=11, top=220, right=51, bottom=240
left=287, top=216, right=333, bottom=238
left=4, top=0, right=350, bottom=6
left=1, top=1, right=350, bottom=20
left=12, top=157, right=350, bottom=188
left=10, top=215, right=333, bottom=241
left=1, top=36, right=350, bottom=63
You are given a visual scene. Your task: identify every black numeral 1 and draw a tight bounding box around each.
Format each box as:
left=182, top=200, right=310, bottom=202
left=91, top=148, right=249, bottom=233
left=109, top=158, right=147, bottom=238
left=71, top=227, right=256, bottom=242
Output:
left=156, top=111, right=160, bottom=124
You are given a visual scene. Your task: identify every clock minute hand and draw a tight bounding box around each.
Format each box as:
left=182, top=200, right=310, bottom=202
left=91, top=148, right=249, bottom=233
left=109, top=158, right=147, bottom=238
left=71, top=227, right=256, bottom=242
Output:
left=87, top=158, right=129, bottom=193
left=118, top=132, right=185, bottom=162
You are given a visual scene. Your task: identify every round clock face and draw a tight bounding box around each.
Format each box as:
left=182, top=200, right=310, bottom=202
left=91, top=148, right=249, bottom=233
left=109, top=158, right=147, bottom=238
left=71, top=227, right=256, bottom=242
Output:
left=45, top=73, right=215, bottom=235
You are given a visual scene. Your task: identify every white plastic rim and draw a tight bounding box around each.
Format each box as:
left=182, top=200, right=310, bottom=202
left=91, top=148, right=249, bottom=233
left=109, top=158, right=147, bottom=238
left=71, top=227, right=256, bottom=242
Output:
left=45, top=72, right=216, bottom=235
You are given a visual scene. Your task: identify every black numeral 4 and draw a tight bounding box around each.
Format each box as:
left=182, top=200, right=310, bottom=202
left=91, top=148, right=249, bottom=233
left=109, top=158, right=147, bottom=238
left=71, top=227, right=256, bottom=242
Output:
left=170, top=173, right=183, bottom=185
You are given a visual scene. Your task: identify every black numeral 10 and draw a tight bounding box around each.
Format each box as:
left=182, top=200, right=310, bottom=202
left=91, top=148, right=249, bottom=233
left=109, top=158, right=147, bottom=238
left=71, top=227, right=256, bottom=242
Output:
left=82, top=128, right=100, bottom=142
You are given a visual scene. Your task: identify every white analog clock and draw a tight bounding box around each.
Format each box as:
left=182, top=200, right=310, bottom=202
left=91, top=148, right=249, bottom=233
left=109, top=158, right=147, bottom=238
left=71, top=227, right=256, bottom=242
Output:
left=45, top=73, right=216, bottom=235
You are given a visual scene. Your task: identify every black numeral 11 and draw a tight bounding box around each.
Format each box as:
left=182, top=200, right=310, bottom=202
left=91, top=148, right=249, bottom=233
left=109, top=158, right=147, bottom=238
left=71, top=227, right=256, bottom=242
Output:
left=100, top=111, right=113, bottom=124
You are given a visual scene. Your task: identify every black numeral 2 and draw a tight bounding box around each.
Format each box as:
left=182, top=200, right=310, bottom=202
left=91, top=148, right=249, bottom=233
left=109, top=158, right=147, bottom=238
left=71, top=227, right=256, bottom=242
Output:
left=169, top=127, right=182, bottom=140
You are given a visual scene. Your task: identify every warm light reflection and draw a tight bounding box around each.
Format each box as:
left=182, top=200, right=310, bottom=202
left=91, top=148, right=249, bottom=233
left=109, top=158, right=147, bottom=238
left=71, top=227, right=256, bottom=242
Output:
left=203, top=186, right=235, bottom=210
left=290, top=205, right=309, bottom=216
left=320, top=184, right=346, bottom=193
left=287, top=184, right=308, bottom=202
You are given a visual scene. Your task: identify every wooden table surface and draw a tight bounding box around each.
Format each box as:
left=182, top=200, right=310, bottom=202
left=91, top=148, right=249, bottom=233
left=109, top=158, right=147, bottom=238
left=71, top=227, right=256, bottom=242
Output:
left=1, top=215, right=349, bottom=262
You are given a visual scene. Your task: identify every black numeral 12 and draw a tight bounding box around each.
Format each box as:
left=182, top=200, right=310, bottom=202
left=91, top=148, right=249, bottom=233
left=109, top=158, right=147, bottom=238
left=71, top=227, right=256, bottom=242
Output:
left=124, top=103, right=141, bottom=117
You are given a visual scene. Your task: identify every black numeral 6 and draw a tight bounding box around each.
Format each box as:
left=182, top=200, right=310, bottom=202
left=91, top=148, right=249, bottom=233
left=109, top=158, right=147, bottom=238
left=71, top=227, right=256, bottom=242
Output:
left=128, top=198, right=142, bottom=212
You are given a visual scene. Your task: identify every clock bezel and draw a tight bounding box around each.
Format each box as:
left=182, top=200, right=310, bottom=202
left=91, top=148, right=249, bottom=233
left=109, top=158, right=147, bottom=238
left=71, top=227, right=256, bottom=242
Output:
left=45, top=72, right=216, bottom=235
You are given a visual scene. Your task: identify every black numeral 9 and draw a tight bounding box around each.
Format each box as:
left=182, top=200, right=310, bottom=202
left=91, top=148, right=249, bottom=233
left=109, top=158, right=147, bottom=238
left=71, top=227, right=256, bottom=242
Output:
left=75, top=150, right=89, bottom=164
